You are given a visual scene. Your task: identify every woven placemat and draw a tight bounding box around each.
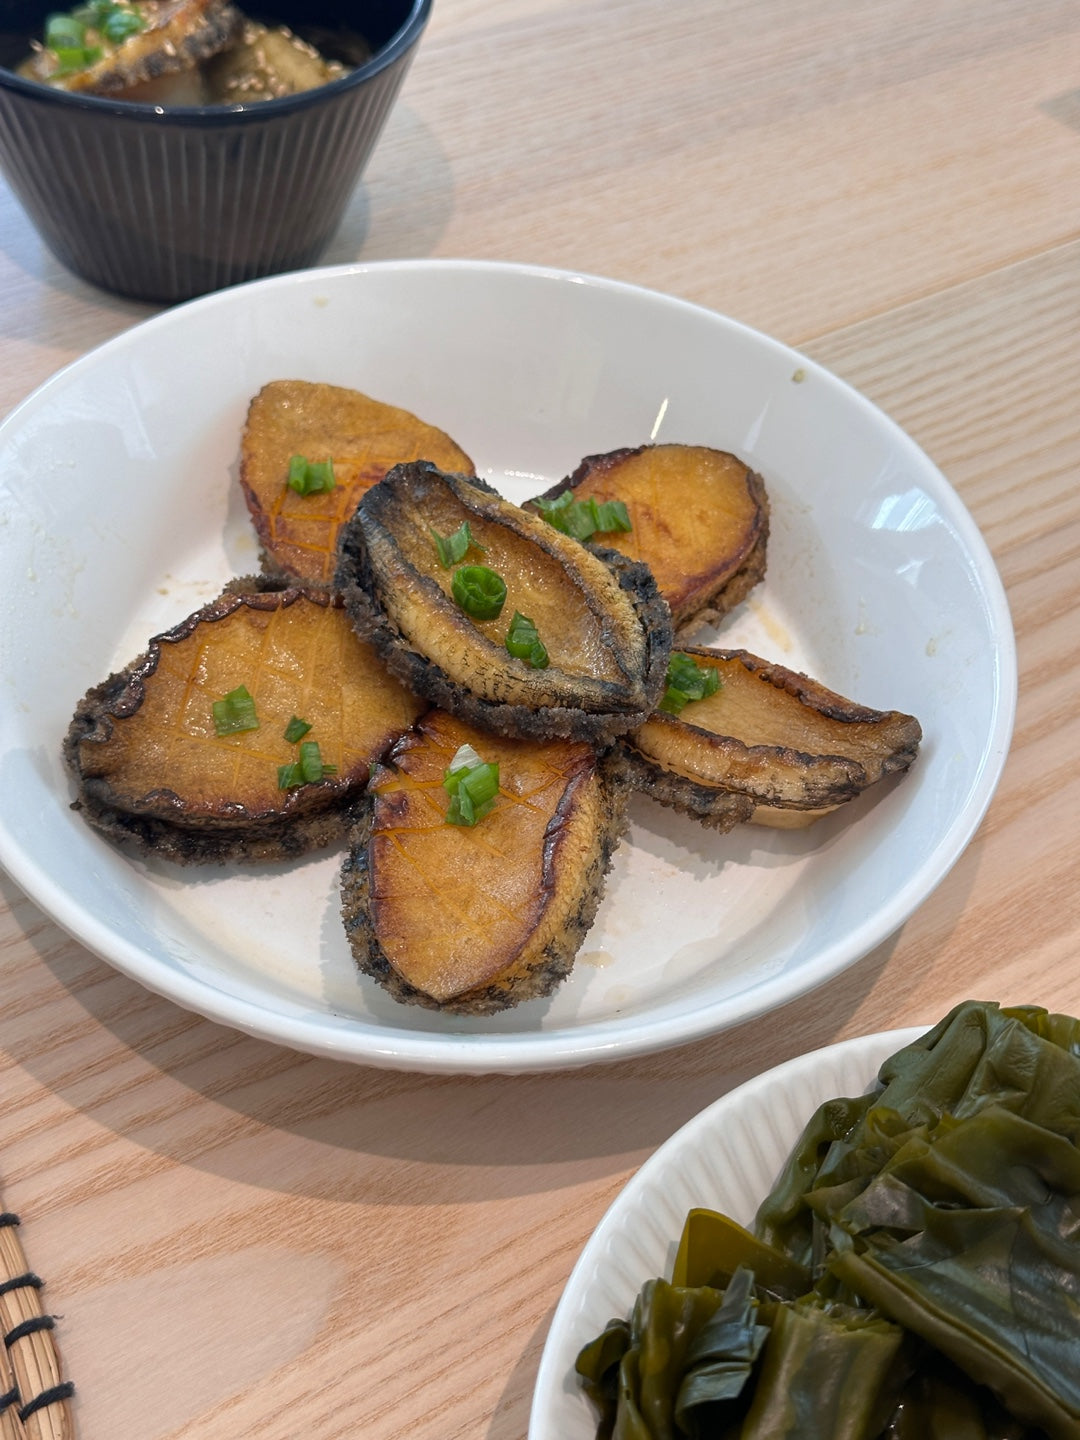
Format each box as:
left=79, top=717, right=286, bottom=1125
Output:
left=0, top=1214, right=74, bottom=1440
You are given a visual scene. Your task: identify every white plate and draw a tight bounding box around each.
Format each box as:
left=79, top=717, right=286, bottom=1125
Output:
left=529, top=1026, right=924, bottom=1438
left=0, top=261, right=1013, bottom=1073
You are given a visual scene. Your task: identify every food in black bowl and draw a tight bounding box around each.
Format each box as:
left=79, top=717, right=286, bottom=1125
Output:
left=0, top=0, right=431, bottom=301
left=13, top=2, right=372, bottom=103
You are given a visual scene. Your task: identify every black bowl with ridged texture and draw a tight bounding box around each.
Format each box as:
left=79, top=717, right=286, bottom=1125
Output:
left=0, top=0, right=430, bottom=302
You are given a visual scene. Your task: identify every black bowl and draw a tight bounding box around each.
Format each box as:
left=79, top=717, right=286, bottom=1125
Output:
left=0, top=1, right=431, bottom=302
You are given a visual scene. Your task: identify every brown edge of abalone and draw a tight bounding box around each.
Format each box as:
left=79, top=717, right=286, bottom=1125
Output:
left=45, top=2, right=244, bottom=95
left=236, top=393, right=334, bottom=589
left=675, top=524, right=768, bottom=641
left=64, top=790, right=364, bottom=867
left=525, top=444, right=771, bottom=637
left=614, top=742, right=756, bottom=832
left=63, top=577, right=387, bottom=866
left=339, top=748, right=630, bottom=1016
left=713, top=649, right=924, bottom=746
left=618, top=645, right=923, bottom=818
left=333, top=466, right=673, bottom=745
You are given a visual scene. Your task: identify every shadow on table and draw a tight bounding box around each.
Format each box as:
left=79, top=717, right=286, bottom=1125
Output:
left=2, top=847, right=979, bottom=1204
left=489, top=1301, right=560, bottom=1440
left=0, top=100, right=453, bottom=355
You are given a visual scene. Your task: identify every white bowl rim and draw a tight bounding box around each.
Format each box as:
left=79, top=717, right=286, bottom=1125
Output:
left=528, top=1024, right=928, bottom=1436
left=0, top=259, right=1017, bottom=1073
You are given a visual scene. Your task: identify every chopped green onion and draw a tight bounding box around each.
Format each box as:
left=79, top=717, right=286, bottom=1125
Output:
left=68, top=1, right=146, bottom=41
left=283, top=715, right=312, bottom=744
left=658, top=652, right=721, bottom=715
left=101, top=6, right=145, bottom=42
left=505, top=611, right=549, bottom=669
left=278, top=740, right=338, bottom=789
left=452, top=564, right=507, bottom=621
left=45, top=3, right=143, bottom=59
left=534, top=490, right=591, bottom=540
left=300, top=741, right=328, bottom=781
left=592, top=497, right=632, bottom=533
left=443, top=746, right=500, bottom=827
left=430, top=520, right=485, bottom=569
left=51, top=43, right=101, bottom=70
left=212, top=684, right=259, bottom=735
left=287, top=454, right=336, bottom=495
left=300, top=740, right=335, bottom=782
left=447, top=743, right=483, bottom=772
left=45, top=13, right=87, bottom=48
left=534, top=490, right=632, bottom=541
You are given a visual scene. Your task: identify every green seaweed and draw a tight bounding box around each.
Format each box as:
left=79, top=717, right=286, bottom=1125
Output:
left=575, top=1001, right=1080, bottom=1439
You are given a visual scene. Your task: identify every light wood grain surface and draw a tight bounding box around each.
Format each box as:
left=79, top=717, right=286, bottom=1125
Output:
left=1, top=2, right=1079, bottom=1436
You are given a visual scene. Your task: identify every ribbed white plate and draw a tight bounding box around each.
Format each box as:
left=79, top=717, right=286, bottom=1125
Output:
left=529, top=1026, right=923, bottom=1438
left=0, top=259, right=1013, bottom=1073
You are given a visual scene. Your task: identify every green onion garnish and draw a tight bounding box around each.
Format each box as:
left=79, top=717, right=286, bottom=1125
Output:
left=534, top=490, right=632, bottom=541
left=443, top=744, right=500, bottom=827
left=593, top=498, right=632, bottom=533
left=659, top=652, right=721, bottom=715
left=505, top=611, right=549, bottom=669
left=45, top=3, right=143, bottom=60
left=212, top=684, right=260, bottom=736
left=287, top=454, right=336, bottom=495
left=68, top=1, right=147, bottom=41
left=447, top=742, right=483, bottom=771
left=283, top=715, right=312, bottom=744
left=278, top=740, right=338, bottom=789
left=101, top=6, right=145, bottom=42
left=452, top=564, right=507, bottom=621
left=430, top=520, right=485, bottom=569
left=51, top=43, right=101, bottom=70
left=45, top=13, right=87, bottom=47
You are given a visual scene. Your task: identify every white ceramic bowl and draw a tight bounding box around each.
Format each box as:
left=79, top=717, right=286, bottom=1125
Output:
left=0, top=262, right=1014, bottom=1072
left=529, top=1027, right=924, bottom=1438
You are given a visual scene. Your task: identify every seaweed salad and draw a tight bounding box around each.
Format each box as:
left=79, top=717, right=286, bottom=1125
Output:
left=576, top=1000, right=1080, bottom=1439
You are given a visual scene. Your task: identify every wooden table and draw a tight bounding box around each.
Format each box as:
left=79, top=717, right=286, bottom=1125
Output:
left=1, top=2, right=1078, bottom=1436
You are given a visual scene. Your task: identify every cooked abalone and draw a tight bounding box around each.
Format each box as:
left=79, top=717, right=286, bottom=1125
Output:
left=240, top=381, right=474, bottom=587
left=527, top=444, right=769, bottom=636
left=18, top=0, right=240, bottom=95
left=341, top=710, right=629, bottom=1014
left=335, top=461, right=673, bottom=743
left=65, top=583, right=426, bottom=863
left=620, top=647, right=922, bottom=828
left=199, top=18, right=352, bottom=102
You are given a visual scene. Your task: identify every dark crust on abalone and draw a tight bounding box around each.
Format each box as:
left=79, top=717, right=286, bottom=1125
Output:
left=614, top=742, right=756, bottom=831
left=528, top=445, right=771, bottom=636
left=72, top=2, right=241, bottom=94
left=255, top=545, right=334, bottom=591
left=619, top=646, right=922, bottom=814
left=65, top=791, right=361, bottom=867
left=675, top=523, right=768, bottom=640
left=622, top=722, right=868, bottom=810
left=339, top=750, right=630, bottom=1016
left=334, top=463, right=673, bottom=744
left=218, top=571, right=293, bottom=598
left=63, top=581, right=390, bottom=866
